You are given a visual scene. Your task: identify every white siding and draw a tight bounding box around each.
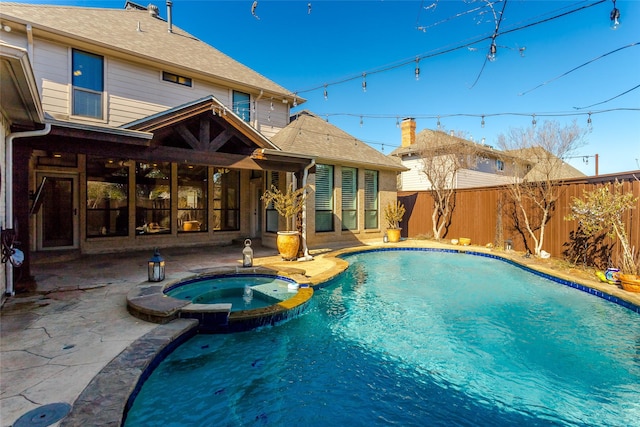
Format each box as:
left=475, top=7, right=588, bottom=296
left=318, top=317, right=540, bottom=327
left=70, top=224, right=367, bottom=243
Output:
left=33, top=41, right=69, bottom=118
left=398, top=156, right=433, bottom=191
left=456, top=169, right=513, bottom=189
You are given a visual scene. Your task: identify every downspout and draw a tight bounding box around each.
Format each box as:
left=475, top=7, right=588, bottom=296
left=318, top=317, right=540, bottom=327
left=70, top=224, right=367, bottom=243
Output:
left=298, top=159, right=315, bottom=261
left=26, top=24, right=34, bottom=61
left=5, top=124, right=51, bottom=296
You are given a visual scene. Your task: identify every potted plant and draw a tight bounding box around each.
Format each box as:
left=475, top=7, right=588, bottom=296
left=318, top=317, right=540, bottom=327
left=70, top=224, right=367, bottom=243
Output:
left=261, top=183, right=308, bottom=260
left=565, top=180, right=640, bottom=292
left=384, top=200, right=405, bottom=243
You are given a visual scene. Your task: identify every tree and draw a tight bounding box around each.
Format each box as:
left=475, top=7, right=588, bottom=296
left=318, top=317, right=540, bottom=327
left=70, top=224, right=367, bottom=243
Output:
left=418, top=129, right=480, bottom=240
left=497, top=120, right=585, bottom=257
left=565, top=180, right=638, bottom=275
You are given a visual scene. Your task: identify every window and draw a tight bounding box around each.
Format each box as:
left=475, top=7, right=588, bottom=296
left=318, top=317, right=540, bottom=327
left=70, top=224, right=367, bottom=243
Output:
left=135, top=162, right=171, bottom=235
left=496, top=159, right=505, bottom=172
left=232, top=91, right=250, bottom=122
left=178, top=165, right=207, bottom=232
left=213, top=168, right=240, bottom=231
left=86, top=157, right=128, bottom=237
left=315, top=164, right=334, bottom=232
left=364, top=170, right=378, bottom=229
left=162, top=71, right=192, bottom=87
left=342, top=167, right=357, bottom=231
left=72, top=49, right=103, bottom=119
left=265, top=171, right=280, bottom=233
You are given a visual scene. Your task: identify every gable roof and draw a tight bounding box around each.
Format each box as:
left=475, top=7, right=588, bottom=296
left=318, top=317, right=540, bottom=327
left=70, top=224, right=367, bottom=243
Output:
left=506, top=147, right=586, bottom=181
left=271, top=110, right=405, bottom=171
left=0, top=2, right=301, bottom=102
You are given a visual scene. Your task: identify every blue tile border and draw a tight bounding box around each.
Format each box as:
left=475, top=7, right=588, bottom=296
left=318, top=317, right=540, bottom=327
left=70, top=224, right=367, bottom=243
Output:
left=338, top=247, right=640, bottom=314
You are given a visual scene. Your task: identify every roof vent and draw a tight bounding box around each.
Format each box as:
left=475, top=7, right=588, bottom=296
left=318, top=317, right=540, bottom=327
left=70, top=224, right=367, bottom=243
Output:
left=148, top=4, right=159, bottom=17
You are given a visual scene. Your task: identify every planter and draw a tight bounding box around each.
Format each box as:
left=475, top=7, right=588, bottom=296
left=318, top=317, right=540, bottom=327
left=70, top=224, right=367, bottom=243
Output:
left=387, top=228, right=401, bottom=243
left=276, top=231, right=300, bottom=260
left=618, top=273, right=640, bottom=293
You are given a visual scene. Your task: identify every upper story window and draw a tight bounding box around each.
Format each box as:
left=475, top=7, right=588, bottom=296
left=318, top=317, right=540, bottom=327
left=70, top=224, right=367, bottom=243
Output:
left=496, top=159, right=505, bottom=172
left=232, top=91, right=250, bottom=122
left=72, top=49, right=104, bottom=119
left=162, top=71, right=192, bottom=87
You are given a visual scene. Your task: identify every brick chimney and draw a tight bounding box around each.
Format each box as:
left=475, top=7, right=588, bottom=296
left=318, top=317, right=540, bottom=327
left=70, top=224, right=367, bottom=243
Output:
left=401, top=117, right=416, bottom=147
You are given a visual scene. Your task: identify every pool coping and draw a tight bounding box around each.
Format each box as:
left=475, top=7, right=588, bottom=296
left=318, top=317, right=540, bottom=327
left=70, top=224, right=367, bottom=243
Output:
left=65, top=243, right=640, bottom=426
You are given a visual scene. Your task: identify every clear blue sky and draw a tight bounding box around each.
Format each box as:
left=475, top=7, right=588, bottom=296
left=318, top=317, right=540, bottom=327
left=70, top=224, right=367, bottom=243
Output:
left=16, top=0, right=640, bottom=175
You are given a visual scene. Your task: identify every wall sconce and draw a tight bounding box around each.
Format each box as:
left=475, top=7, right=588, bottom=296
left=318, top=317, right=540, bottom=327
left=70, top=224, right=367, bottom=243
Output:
left=242, top=239, right=253, bottom=267
left=148, top=248, right=165, bottom=282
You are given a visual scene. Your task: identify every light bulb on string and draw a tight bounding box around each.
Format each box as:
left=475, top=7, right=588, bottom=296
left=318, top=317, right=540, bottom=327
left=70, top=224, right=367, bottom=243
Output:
left=415, top=58, right=420, bottom=81
left=323, top=85, right=328, bottom=101
left=270, top=98, right=274, bottom=111
left=487, top=40, right=497, bottom=62
left=481, top=116, right=485, bottom=128
left=610, top=0, right=620, bottom=29
left=587, top=112, right=593, bottom=131
left=396, top=117, right=400, bottom=128
left=362, top=73, right=367, bottom=92
left=325, top=115, right=329, bottom=122
left=531, top=114, right=537, bottom=127
left=360, top=116, right=363, bottom=127
left=293, top=94, right=298, bottom=107
left=437, top=116, right=441, bottom=130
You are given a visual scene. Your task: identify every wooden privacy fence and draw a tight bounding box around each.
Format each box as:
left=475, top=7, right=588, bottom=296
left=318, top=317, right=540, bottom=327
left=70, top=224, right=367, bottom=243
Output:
left=398, top=172, right=640, bottom=270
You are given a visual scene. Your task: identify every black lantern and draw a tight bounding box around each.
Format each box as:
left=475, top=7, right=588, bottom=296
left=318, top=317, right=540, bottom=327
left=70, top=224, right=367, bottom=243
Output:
left=242, top=239, right=253, bottom=267
left=148, top=248, right=165, bottom=282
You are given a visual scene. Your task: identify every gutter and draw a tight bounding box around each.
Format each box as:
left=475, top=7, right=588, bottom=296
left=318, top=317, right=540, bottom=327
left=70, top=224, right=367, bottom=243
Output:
left=5, top=124, right=51, bottom=296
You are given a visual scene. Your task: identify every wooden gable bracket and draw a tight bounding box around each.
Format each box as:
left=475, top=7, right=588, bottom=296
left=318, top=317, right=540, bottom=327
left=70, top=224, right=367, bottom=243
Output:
left=174, top=115, right=256, bottom=152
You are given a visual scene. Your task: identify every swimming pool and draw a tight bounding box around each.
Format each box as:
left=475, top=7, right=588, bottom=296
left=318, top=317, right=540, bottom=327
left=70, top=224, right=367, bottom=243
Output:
left=125, top=249, right=640, bottom=426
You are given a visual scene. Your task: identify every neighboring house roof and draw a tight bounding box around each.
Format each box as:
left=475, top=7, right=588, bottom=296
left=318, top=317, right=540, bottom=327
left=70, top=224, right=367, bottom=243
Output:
left=507, top=147, right=586, bottom=181
left=271, top=110, right=406, bottom=171
left=0, top=2, right=301, bottom=102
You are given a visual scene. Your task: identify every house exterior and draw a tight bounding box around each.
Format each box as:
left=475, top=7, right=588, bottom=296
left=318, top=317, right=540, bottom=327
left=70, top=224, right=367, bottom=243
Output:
left=391, top=118, right=585, bottom=192
left=1, top=41, right=46, bottom=301
left=270, top=111, right=406, bottom=248
left=391, top=118, right=525, bottom=191
left=0, top=2, right=403, bottom=295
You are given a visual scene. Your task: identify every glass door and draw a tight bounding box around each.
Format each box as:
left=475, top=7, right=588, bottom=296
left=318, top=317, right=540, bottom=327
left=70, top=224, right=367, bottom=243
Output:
left=36, top=173, right=78, bottom=249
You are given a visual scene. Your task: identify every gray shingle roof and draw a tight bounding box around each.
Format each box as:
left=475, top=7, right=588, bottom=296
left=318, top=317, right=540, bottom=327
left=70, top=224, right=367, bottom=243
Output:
left=271, top=110, right=405, bottom=171
left=0, top=2, right=298, bottom=99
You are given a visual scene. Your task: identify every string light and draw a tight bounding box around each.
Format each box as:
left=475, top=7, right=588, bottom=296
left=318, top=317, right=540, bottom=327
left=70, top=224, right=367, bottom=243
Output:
left=361, top=73, right=367, bottom=92
left=308, top=2, right=312, bottom=14
left=610, top=0, right=620, bottom=29
left=436, top=115, right=441, bottom=129
left=360, top=116, right=363, bottom=127
left=587, top=112, right=592, bottom=131
left=293, top=93, right=298, bottom=107
left=531, top=114, right=537, bottom=127
left=487, top=38, right=497, bottom=62
left=270, top=98, right=274, bottom=110
left=414, top=58, right=420, bottom=81
left=323, top=85, right=328, bottom=101
left=481, top=115, right=485, bottom=128
left=395, top=117, right=400, bottom=128
left=288, top=1, right=606, bottom=99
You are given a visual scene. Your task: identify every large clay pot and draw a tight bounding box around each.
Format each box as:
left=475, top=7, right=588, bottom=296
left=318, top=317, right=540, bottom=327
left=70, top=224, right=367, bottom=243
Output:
left=618, top=273, right=640, bottom=293
left=276, top=231, right=300, bottom=260
left=387, top=228, right=401, bottom=243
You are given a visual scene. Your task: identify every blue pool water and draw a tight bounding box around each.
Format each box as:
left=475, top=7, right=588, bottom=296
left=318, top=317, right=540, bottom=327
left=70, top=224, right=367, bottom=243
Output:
left=165, top=275, right=297, bottom=312
left=126, top=250, right=640, bottom=426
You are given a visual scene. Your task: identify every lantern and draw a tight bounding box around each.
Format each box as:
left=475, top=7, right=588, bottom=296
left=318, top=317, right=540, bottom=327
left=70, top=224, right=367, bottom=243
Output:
left=148, top=248, right=165, bottom=282
left=242, top=239, right=253, bottom=267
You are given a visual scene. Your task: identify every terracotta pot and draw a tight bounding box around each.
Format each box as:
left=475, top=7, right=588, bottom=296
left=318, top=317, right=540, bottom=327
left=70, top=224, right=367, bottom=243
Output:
left=276, top=231, right=300, bottom=260
left=618, top=273, right=640, bottom=293
left=387, top=228, right=401, bottom=243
